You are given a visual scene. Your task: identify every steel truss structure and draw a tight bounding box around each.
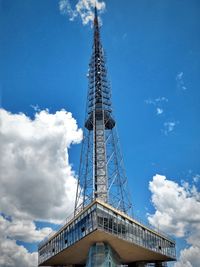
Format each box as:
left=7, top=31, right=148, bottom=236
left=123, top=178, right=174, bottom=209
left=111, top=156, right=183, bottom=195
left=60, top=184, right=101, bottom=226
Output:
left=74, top=8, right=132, bottom=216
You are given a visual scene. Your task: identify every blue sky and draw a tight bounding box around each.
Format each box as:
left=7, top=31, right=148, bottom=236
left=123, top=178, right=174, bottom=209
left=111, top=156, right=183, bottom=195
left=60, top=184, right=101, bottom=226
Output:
left=0, top=0, right=200, bottom=266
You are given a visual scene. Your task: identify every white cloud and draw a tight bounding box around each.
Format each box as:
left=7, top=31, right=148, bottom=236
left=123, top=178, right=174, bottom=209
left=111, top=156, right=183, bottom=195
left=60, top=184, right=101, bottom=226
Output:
left=59, top=0, right=77, bottom=21
left=163, top=121, right=178, bottom=135
left=145, top=96, right=168, bottom=115
left=176, top=71, right=187, bottom=91
left=0, top=108, right=82, bottom=223
left=30, top=104, right=40, bottom=112
left=176, top=72, right=183, bottom=80
left=144, top=99, right=154, bottom=105
left=145, top=96, right=168, bottom=105
left=175, top=246, right=200, bottom=267
left=193, top=174, right=200, bottom=183
left=59, top=0, right=106, bottom=26
left=156, top=107, right=163, bottom=115
left=0, top=216, right=39, bottom=267
left=155, top=97, right=168, bottom=102
left=0, top=215, right=52, bottom=243
left=0, top=108, right=82, bottom=266
left=0, top=237, right=37, bottom=267
left=148, top=174, right=200, bottom=267
left=145, top=97, right=179, bottom=135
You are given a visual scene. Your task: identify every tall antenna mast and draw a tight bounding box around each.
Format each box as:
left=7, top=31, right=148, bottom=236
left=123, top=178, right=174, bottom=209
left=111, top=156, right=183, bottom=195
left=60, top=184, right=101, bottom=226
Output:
left=74, top=7, right=132, bottom=215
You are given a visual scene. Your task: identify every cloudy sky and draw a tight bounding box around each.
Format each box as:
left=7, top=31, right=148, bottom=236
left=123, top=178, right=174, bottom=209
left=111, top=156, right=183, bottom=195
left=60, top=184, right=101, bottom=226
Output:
left=0, top=0, right=200, bottom=266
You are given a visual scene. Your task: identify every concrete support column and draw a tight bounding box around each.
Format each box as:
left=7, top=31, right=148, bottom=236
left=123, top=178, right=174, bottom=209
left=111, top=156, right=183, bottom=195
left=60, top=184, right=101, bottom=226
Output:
left=85, top=242, right=120, bottom=267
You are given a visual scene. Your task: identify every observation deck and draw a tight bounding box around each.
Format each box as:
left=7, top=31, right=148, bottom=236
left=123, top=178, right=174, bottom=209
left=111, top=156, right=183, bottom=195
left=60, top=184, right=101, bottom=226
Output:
left=38, top=200, right=176, bottom=266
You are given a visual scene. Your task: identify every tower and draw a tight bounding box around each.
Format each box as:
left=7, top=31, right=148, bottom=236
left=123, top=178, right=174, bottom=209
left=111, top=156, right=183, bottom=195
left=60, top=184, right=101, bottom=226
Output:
left=38, top=8, right=176, bottom=267
left=74, top=7, right=132, bottom=216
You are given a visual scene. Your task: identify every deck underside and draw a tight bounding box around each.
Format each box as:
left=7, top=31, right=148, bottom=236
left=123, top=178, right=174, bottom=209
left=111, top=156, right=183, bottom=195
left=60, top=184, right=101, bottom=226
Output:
left=40, top=230, right=173, bottom=266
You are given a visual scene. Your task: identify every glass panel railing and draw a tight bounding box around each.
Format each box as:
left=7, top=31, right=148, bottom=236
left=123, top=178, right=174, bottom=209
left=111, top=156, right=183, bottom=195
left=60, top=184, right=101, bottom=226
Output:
left=96, top=207, right=176, bottom=259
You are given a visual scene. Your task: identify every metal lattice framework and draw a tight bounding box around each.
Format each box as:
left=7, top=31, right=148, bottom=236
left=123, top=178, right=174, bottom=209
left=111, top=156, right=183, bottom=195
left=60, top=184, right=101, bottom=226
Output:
left=74, top=8, right=132, bottom=215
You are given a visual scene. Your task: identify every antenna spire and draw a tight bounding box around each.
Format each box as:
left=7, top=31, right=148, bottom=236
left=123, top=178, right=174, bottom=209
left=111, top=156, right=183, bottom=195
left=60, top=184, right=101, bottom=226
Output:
left=94, top=4, right=98, bottom=21
left=74, top=4, right=132, bottom=216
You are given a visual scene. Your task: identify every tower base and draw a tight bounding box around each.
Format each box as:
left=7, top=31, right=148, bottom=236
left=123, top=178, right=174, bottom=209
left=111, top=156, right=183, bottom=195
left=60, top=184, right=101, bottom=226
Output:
left=84, top=242, right=168, bottom=267
left=86, top=242, right=120, bottom=267
left=38, top=200, right=175, bottom=266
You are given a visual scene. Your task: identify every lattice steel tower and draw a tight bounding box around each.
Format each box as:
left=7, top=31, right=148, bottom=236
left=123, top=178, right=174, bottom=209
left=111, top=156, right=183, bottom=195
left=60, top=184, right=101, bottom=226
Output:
left=38, top=7, right=176, bottom=267
left=74, top=7, right=132, bottom=216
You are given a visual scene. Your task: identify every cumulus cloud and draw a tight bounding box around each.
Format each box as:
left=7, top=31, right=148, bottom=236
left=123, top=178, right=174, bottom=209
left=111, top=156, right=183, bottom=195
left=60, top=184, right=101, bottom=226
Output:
left=148, top=174, right=200, bottom=267
left=0, top=108, right=82, bottom=223
left=175, top=246, right=200, bottom=267
left=0, top=216, right=39, bottom=267
left=59, top=0, right=106, bottom=26
left=0, top=108, right=82, bottom=266
left=0, top=236, right=37, bottom=267
left=0, top=215, right=52, bottom=243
